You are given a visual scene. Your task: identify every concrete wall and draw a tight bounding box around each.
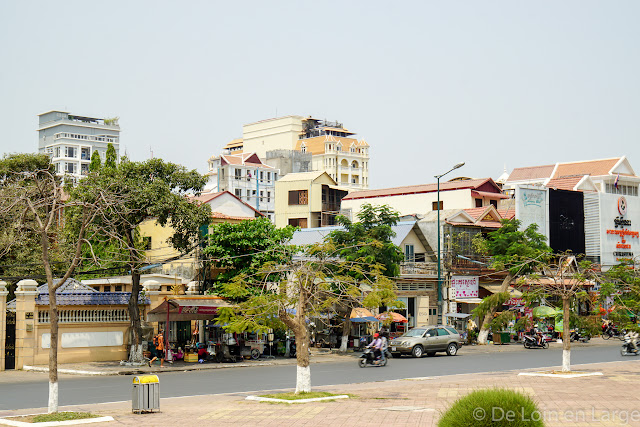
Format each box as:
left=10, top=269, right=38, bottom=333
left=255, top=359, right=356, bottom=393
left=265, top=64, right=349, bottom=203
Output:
left=242, top=116, right=304, bottom=158
left=266, top=150, right=312, bottom=175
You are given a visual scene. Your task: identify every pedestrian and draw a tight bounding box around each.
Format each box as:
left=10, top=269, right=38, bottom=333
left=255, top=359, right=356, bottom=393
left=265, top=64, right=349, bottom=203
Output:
left=149, top=329, right=165, bottom=367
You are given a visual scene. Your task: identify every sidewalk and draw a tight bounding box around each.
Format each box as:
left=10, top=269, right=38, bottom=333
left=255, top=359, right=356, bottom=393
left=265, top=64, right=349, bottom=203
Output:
left=16, top=337, right=620, bottom=376
left=2, top=358, right=639, bottom=426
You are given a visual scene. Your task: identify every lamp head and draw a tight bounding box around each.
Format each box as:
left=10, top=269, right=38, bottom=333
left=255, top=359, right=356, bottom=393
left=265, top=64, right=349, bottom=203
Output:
left=453, top=162, right=465, bottom=170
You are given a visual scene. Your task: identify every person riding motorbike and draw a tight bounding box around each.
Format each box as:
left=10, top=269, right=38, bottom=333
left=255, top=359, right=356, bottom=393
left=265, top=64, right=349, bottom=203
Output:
left=531, top=324, right=543, bottom=347
left=624, top=330, right=639, bottom=353
left=367, top=333, right=383, bottom=362
left=380, top=331, right=390, bottom=362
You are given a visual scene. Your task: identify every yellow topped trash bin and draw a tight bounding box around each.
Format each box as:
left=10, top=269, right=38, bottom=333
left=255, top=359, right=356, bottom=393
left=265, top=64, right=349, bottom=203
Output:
left=132, top=375, right=160, bottom=413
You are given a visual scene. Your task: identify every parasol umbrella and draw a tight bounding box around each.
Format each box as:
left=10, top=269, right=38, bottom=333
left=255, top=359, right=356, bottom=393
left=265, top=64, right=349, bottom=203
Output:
left=376, top=312, right=408, bottom=323
left=532, top=306, right=558, bottom=318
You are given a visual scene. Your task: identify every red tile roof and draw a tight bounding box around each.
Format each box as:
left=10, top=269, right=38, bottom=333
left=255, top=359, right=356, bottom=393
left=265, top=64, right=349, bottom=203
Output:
left=497, top=209, right=516, bottom=220
left=342, top=178, right=500, bottom=201
left=552, top=158, right=621, bottom=178
left=546, top=176, right=584, bottom=191
left=507, top=165, right=555, bottom=182
left=471, top=190, right=510, bottom=199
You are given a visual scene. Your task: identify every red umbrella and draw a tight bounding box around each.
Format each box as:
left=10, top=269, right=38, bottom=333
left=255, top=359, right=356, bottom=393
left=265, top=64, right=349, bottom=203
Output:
left=376, top=312, right=408, bottom=323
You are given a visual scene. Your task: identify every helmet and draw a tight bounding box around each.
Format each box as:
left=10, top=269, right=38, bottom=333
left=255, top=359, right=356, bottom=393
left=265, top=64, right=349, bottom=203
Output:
left=534, top=324, right=539, bottom=328
left=374, top=333, right=379, bottom=338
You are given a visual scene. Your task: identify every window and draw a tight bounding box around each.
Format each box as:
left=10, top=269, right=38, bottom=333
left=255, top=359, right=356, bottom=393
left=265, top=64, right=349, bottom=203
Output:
left=260, top=191, right=264, bottom=202
left=404, top=244, right=415, bottom=262
left=260, top=171, right=264, bottom=181
left=267, top=191, right=271, bottom=202
left=104, top=286, right=111, bottom=292
left=65, top=162, right=76, bottom=174
left=288, top=218, right=308, bottom=228
left=235, top=189, right=242, bottom=198
left=432, top=201, right=443, bottom=211
left=445, top=327, right=459, bottom=335
left=428, top=308, right=437, bottom=316
left=426, top=329, right=437, bottom=337
left=437, top=328, right=449, bottom=336
left=288, top=190, right=308, bottom=205
left=54, top=147, right=61, bottom=157
left=143, top=236, right=152, bottom=250
left=267, top=172, right=271, bottom=181
left=115, top=285, right=122, bottom=292
left=234, top=169, right=242, bottom=180
left=475, top=199, right=483, bottom=208
left=490, top=200, right=497, bottom=208
left=65, top=146, right=76, bottom=158
left=301, top=145, right=306, bottom=153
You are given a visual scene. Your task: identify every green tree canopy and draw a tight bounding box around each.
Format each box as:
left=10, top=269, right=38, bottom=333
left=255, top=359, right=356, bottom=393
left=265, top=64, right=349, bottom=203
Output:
left=104, top=143, right=117, bottom=169
left=89, top=150, right=101, bottom=172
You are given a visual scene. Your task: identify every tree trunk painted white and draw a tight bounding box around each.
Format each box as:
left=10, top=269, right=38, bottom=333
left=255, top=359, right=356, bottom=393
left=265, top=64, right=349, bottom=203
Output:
left=48, top=381, right=58, bottom=413
left=562, top=296, right=571, bottom=372
left=477, top=329, right=490, bottom=345
left=295, top=365, right=311, bottom=394
left=129, top=344, right=143, bottom=364
left=339, top=319, right=350, bottom=352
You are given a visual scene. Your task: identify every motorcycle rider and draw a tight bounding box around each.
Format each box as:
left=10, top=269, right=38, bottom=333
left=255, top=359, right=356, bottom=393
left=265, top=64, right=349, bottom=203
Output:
left=624, top=330, right=639, bottom=353
left=531, top=324, right=543, bottom=347
left=380, top=331, right=390, bottom=362
left=367, top=333, right=383, bottom=362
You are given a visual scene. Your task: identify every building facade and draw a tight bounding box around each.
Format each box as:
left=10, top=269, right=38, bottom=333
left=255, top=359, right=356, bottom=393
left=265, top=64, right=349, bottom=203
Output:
left=221, top=115, right=370, bottom=190
left=37, top=110, right=120, bottom=179
left=204, top=153, right=279, bottom=220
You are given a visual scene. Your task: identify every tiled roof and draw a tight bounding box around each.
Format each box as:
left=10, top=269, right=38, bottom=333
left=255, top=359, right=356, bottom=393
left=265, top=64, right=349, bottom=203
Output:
left=192, top=192, right=224, bottom=204
left=211, top=212, right=258, bottom=220
left=552, top=158, right=621, bottom=178
left=507, top=165, right=555, bottom=182
left=342, top=178, right=497, bottom=201
left=498, top=209, right=516, bottom=219
left=36, top=292, right=149, bottom=306
left=220, top=152, right=271, bottom=167
left=192, top=191, right=264, bottom=218
left=462, top=207, right=490, bottom=220
left=546, top=176, right=584, bottom=191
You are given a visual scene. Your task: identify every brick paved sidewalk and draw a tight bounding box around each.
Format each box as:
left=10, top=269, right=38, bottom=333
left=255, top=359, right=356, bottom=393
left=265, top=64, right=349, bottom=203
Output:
left=3, top=358, right=638, bottom=426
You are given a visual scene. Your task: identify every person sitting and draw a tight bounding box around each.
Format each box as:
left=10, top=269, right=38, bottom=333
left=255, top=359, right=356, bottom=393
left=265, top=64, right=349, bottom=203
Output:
left=533, top=324, right=543, bottom=346
left=197, top=343, right=208, bottom=362
left=625, top=330, right=639, bottom=352
left=174, top=347, right=184, bottom=361
left=380, top=332, right=390, bottom=362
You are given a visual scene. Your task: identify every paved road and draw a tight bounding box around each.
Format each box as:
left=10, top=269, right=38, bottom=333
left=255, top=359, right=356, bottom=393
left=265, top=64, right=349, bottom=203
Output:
left=0, top=344, right=629, bottom=410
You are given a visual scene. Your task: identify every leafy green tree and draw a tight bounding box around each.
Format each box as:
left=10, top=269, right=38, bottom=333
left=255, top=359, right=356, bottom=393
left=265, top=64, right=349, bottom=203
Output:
left=0, top=153, right=122, bottom=412
left=104, top=143, right=117, bottom=169
left=89, top=150, right=101, bottom=172
left=71, top=158, right=211, bottom=362
left=473, top=218, right=551, bottom=344
left=599, top=261, right=640, bottom=332
left=328, top=204, right=404, bottom=351
left=216, top=241, right=399, bottom=393
left=203, top=217, right=295, bottom=297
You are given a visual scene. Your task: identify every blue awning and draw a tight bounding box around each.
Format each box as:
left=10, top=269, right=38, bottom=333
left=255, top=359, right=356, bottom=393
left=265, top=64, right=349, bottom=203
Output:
left=350, top=316, right=380, bottom=323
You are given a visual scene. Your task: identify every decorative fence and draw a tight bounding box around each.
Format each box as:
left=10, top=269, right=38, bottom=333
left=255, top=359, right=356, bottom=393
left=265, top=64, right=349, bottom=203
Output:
left=38, top=308, right=130, bottom=324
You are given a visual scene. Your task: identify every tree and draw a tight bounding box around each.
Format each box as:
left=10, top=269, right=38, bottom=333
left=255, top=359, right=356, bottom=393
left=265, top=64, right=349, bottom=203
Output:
left=328, top=204, right=404, bottom=351
left=72, top=158, right=211, bottom=363
left=203, top=217, right=295, bottom=297
left=473, top=219, right=551, bottom=344
left=519, top=255, right=595, bottom=372
left=0, top=153, right=122, bottom=412
left=598, top=261, right=640, bottom=332
left=89, top=150, right=101, bottom=172
left=216, top=241, right=399, bottom=393
left=104, top=143, right=117, bottom=169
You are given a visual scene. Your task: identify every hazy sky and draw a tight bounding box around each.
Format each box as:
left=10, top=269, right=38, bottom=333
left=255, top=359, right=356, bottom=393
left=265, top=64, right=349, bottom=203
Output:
left=2, top=1, right=639, bottom=188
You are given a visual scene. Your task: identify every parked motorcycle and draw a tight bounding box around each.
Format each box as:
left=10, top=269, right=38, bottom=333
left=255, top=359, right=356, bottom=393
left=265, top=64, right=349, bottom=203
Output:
left=523, top=334, right=549, bottom=349
left=289, top=338, right=297, bottom=358
left=570, top=329, right=591, bottom=343
left=358, top=347, right=387, bottom=367
left=621, top=336, right=640, bottom=356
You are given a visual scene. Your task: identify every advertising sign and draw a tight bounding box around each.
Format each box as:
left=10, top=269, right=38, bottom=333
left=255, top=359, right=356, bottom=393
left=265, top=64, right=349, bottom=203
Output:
left=599, top=193, right=640, bottom=267
left=515, top=186, right=548, bottom=241
left=451, top=276, right=479, bottom=298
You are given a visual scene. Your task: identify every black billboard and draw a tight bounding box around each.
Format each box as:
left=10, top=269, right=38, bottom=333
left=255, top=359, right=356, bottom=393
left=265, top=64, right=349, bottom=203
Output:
left=549, top=189, right=585, bottom=255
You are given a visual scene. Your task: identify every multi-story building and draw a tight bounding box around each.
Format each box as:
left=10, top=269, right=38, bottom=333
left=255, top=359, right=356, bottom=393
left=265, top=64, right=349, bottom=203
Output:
left=221, top=115, right=370, bottom=190
left=204, top=152, right=279, bottom=221
left=502, top=156, right=640, bottom=268
left=37, top=110, right=120, bottom=179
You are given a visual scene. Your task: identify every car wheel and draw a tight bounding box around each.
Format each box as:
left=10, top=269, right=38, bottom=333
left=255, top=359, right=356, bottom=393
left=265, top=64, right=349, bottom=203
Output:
left=426, top=352, right=436, bottom=357
left=411, top=345, right=424, bottom=358
left=446, top=343, right=458, bottom=356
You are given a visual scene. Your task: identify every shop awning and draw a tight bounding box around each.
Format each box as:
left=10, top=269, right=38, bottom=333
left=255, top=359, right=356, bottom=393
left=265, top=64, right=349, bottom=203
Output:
left=350, top=308, right=379, bottom=323
left=147, top=297, right=233, bottom=322
left=444, top=313, right=471, bottom=319
left=480, top=284, right=523, bottom=298
left=376, top=311, right=408, bottom=323
left=455, top=298, right=484, bottom=304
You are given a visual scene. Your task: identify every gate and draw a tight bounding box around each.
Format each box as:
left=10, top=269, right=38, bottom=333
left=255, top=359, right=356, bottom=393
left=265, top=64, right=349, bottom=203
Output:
left=5, top=311, right=15, bottom=370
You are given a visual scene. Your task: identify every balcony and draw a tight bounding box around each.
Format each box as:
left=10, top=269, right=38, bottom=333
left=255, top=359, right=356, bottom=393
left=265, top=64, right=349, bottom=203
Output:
left=400, top=261, right=438, bottom=276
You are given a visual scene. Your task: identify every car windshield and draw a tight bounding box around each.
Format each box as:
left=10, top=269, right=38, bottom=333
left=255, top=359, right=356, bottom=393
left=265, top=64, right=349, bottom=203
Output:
left=403, top=328, right=426, bottom=337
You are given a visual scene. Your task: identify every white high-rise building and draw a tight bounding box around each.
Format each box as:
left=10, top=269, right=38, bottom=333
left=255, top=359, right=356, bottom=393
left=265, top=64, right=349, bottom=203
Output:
left=37, top=110, right=120, bottom=179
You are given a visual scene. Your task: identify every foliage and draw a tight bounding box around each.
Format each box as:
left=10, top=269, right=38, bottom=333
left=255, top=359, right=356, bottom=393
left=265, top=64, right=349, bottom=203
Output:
left=473, top=219, right=551, bottom=276
left=89, top=150, right=101, bottom=172
left=488, top=310, right=515, bottom=331
left=598, top=261, right=640, bottom=332
left=329, top=204, right=404, bottom=278
left=473, top=292, right=510, bottom=322
left=31, top=412, right=98, bottom=423
left=204, top=218, right=295, bottom=298
left=104, top=143, right=117, bottom=169
left=438, top=388, right=543, bottom=427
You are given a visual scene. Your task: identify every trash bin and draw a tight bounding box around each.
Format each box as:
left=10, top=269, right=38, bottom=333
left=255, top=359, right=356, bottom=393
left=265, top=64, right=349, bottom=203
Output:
left=132, top=375, right=160, bottom=413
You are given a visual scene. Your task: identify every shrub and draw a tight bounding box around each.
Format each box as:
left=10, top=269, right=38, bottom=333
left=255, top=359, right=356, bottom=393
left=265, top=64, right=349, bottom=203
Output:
left=438, top=388, right=543, bottom=427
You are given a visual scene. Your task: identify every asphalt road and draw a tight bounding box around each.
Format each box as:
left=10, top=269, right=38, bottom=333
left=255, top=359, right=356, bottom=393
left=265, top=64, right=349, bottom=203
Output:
left=0, top=344, right=630, bottom=410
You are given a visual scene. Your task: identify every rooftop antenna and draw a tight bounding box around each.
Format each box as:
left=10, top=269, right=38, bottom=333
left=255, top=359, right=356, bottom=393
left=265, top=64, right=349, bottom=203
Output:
left=150, top=146, right=153, bottom=159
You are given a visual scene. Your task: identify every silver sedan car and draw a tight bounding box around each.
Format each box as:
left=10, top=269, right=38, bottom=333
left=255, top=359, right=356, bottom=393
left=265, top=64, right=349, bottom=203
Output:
left=389, top=325, right=462, bottom=358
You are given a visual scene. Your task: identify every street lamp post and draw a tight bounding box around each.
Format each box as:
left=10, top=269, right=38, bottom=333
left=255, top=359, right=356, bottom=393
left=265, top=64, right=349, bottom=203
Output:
left=435, top=162, right=465, bottom=325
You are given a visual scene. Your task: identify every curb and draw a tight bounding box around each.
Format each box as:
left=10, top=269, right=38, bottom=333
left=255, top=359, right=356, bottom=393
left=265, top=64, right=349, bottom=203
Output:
left=0, top=415, right=114, bottom=426
left=23, top=362, right=280, bottom=376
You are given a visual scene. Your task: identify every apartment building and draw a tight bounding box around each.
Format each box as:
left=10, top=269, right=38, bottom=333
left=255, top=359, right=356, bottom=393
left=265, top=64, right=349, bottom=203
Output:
left=221, top=115, right=370, bottom=190
left=204, top=152, right=279, bottom=220
left=37, top=110, right=120, bottom=179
